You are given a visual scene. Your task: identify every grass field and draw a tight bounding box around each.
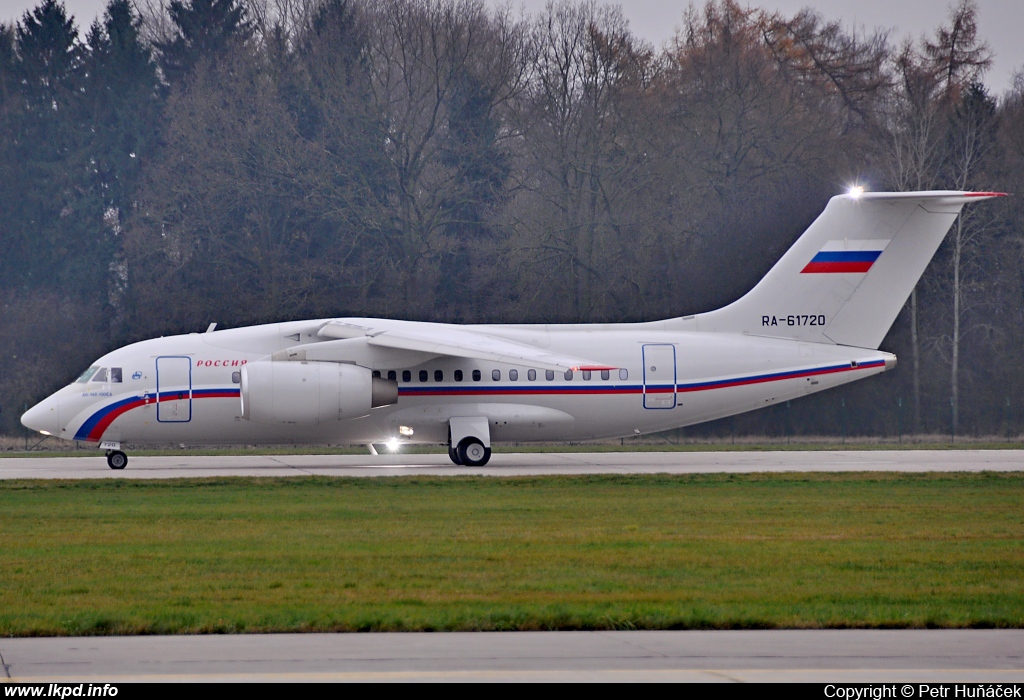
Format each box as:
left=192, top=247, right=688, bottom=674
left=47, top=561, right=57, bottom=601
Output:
left=1, top=473, right=1022, bottom=635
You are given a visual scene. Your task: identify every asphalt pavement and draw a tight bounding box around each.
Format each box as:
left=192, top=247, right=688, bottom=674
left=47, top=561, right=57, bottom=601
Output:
left=1, top=449, right=1022, bottom=479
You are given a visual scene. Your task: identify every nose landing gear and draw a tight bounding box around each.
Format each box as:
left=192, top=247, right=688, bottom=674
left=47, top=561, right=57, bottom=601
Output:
left=106, top=450, right=128, bottom=470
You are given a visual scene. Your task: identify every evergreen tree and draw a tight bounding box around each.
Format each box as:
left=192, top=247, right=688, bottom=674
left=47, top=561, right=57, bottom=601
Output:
left=82, top=0, right=161, bottom=217
left=0, top=22, right=18, bottom=223
left=436, top=71, right=512, bottom=313
left=157, top=0, right=251, bottom=84
left=15, top=0, right=79, bottom=103
left=0, top=1, right=112, bottom=435
left=0, top=23, right=15, bottom=105
left=0, top=0, right=102, bottom=299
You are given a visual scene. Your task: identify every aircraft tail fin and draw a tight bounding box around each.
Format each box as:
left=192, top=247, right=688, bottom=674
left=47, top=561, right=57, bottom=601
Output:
left=679, top=191, right=1005, bottom=349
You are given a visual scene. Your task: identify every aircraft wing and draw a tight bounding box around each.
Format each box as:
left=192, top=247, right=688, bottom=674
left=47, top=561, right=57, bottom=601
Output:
left=317, top=319, right=615, bottom=373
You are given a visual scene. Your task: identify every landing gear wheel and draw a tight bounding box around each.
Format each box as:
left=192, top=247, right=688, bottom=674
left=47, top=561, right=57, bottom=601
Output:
left=457, top=438, right=491, bottom=467
left=106, top=450, right=128, bottom=470
left=448, top=444, right=463, bottom=465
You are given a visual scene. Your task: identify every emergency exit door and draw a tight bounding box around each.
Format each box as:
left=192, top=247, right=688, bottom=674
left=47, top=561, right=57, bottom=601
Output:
left=642, top=344, right=676, bottom=409
left=156, top=356, right=192, bottom=422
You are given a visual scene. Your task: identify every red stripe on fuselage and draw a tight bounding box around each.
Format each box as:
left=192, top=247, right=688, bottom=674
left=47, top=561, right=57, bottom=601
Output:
left=399, top=387, right=640, bottom=397
left=83, top=397, right=149, bottom=442
left=81, top=390, right=241, bottom=442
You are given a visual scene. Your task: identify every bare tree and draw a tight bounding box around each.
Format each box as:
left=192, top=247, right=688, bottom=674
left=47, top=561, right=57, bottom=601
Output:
left=761, top=8, right=892, bottom=133
left=882, top=0, right=991, bottom=434
left=363, top=0, right=529, bottom=317
left=924, top=0, right=991, bottom=103
left=884, top=45, right=944, bottom=434
left=659, top=0, right=861, bottom=313
left=134, top=0, right=176, bottom=46
left=508, top=1, right=667, bottom=321
left=243, top=0, right=323, bottom=48
left=943, top=83, right=997, bottom=436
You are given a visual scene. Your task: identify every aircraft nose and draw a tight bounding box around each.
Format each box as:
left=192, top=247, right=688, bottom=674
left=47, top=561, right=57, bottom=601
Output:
left=21, top=397, right=61, bottom=436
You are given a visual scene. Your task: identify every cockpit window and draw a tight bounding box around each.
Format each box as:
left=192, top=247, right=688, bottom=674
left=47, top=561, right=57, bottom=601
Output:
left=86, top=367, right=123, bottom=383
left=76, top=367, right=99, bottom=383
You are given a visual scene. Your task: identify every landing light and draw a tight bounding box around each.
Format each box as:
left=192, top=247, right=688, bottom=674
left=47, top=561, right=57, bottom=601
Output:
left=386, top=438, right=400, bottom=452
left=848, top=185, right=865, bottom=199
left=398, top=425, right=414, bottom=437
left=38, top=430, right=51, bottom=436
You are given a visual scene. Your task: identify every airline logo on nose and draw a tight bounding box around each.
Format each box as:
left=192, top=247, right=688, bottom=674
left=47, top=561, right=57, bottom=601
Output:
left=801, top=239, right=890, bottom=273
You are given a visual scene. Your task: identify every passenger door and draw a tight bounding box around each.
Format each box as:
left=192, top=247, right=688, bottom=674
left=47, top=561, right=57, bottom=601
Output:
left=642, top=344, right=676, bottom=409
left=156, top=356, right=192, bottom=422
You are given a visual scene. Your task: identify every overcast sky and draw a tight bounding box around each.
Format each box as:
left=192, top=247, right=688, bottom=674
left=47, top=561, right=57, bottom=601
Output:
left=1, top=0, right=1020, bottom=94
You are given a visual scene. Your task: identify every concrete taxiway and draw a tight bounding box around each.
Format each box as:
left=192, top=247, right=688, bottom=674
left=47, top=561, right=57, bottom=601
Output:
left=0, top=449, right=1022, bottom=479
left=2, top=630, right=1023, bottom=682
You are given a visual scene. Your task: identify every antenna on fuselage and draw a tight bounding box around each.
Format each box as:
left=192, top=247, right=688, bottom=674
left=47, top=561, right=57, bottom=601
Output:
left=206, top=323, right=217, bottom=333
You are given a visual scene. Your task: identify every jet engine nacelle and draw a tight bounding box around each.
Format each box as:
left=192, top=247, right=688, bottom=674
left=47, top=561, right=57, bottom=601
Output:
left=241, top=361, right=397, bottom=424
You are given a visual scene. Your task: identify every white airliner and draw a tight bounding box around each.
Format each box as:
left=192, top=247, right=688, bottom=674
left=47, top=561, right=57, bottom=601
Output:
left=22, top=190, right=1004, bottom=469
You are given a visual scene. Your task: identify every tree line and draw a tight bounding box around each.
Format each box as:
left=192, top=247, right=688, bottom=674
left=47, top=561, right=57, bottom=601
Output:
left=1, top=0, right=1022, bottom=439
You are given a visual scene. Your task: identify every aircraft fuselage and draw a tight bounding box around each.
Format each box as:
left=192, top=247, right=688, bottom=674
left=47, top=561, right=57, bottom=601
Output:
left=29, top=318, right=892, bottom=448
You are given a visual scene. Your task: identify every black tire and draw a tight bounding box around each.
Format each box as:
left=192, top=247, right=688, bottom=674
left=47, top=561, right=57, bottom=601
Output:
left=107, top=450, right=128, bottom=470
left=448, top=444, right=463, bottom=465
left=457, top=438, right=491, bottom=467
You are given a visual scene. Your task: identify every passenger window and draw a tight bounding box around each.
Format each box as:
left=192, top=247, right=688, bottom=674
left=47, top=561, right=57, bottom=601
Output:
left=619, top=369, right=628, bottom=380
left=419, top=370, right=428, bottom=382
left=372, top=370, right=381, bottom=378
left=492, top=369, right=500, bottom=381
left=110, top=368, right=122, bottom=383
left=454, top=370, right=463, bottom=382
left=601, top=369, right=610, bottom=380
left=582, top=370, right=591, bottom=380
left=564, top=370, right=573, bottom=380
left=472, top=369, right=481, bottom=382
left=76, top=367, right=99, bottom=383
left=402, top=370, right=411, bottom=382
left=546, top=370, right=554, bottom=381
left=92, top=368, right=109, bottom=383
left=232, top=371, right=241, bottom=384
left=387, top=370, right=397, bottom=381
left=434, top=370, right=443, bottom=382
left=528, top=369, right=536, bottom=381
left=509, top=369, right=518, bottom=381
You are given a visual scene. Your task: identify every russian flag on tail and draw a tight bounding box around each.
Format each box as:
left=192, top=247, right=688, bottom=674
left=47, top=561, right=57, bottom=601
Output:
left=801, top=239, right=891, bottom=274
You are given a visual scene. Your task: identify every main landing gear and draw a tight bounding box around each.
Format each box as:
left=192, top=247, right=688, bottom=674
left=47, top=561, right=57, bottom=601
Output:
left=106, top=450, right=128, bottom=470
left=447, top=417, right=492, bottom=466
left=449, top=437, right=491, bottom=467
left=448, top=443, right=462, bottom=465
